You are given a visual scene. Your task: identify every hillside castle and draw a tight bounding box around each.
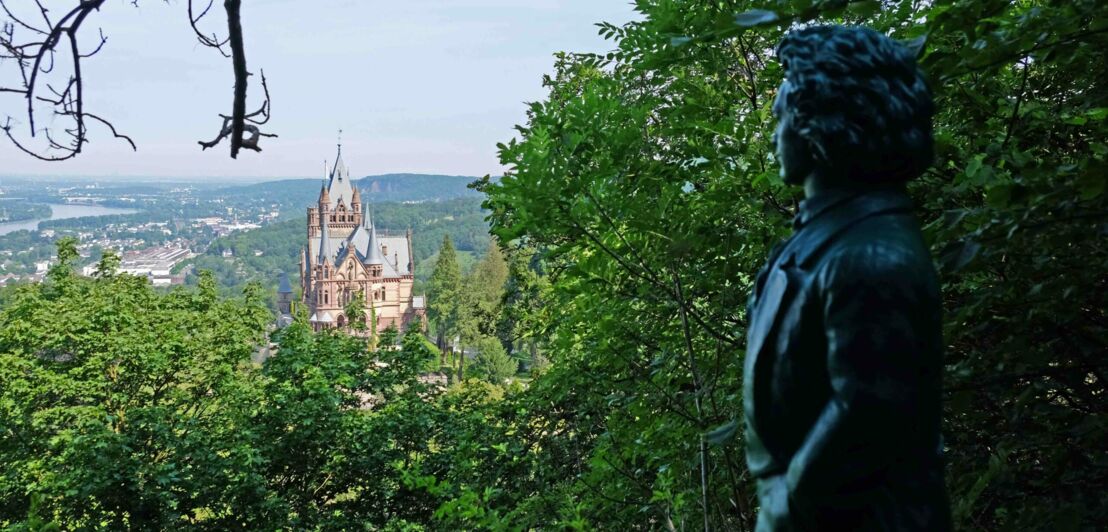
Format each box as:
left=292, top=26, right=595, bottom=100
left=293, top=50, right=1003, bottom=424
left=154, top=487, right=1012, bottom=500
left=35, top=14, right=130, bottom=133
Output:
left=286, top=146, right=426, bottom=332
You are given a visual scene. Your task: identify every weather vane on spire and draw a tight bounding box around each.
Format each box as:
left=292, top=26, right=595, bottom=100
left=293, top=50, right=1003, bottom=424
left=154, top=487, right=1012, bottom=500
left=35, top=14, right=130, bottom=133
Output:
left=338, top=128, right=343, bottom=149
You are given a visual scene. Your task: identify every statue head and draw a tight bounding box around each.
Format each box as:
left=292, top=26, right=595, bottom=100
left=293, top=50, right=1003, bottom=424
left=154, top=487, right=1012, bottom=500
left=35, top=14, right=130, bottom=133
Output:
left=772, top=25, right=934, bottom=186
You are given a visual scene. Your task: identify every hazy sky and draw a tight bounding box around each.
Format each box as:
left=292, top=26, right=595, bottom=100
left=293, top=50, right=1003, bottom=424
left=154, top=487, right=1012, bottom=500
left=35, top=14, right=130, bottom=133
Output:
left=0, top=0, right=638, bottom=181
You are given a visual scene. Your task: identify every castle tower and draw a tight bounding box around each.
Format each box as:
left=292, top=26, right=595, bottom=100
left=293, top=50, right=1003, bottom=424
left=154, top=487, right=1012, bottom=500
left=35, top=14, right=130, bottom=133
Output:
left=351, top=186, right=362, bottom=223
left=277, top=271, right=293, bottom=315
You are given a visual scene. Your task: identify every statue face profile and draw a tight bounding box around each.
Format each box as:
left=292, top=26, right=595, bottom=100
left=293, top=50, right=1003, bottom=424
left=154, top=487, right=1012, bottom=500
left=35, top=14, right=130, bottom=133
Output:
left=771, top=80, right=813, bottom=186
left=772, top=25, right=935, bottom=186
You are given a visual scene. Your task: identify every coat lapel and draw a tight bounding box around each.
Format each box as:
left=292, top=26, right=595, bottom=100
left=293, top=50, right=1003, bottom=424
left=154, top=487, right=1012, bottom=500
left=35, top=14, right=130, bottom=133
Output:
left=745, top=189, right=915, bottom=375
left=746, top=265, right=790, bottom=368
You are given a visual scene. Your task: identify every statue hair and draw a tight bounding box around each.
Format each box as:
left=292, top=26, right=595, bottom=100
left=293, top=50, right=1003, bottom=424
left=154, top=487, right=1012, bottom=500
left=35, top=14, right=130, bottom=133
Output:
left=776, top=25, right=934, bottom=184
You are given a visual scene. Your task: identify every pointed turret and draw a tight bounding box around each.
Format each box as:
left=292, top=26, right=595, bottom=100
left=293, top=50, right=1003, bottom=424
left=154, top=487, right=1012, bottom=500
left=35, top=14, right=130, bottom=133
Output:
left=352, top=186, right=362, bottom=206
left=318, top=181, right=330, bottom=208
left=363, top=213, right=386, bottom=266
left=318, top=210, right=333, bottom=267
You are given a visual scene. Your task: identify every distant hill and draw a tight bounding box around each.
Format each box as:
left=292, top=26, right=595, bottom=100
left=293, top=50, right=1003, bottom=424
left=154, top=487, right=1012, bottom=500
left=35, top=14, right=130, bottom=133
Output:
left=354, top=173, right=485, bottom=202
left=211, top=173, right=487, bottom=213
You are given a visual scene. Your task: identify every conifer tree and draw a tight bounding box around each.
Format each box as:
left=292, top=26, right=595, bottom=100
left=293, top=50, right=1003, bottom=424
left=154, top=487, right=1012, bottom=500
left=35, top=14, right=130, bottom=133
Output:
left=470, top=242, right=509, bottom=339
left=428, top=235, right=461, bottom=359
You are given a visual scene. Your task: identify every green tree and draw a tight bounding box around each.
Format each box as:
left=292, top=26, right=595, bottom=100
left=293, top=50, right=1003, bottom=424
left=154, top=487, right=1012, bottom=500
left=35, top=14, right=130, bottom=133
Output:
left=497, top=246, right=551, bottom=369
left=469, top=336, right=517, bottom=384
left=346, top=289, right=367, bottom=332
left=380, top=323, right=400, bottom=348
left=92, top=249, right=120, bottom=278
left=0, top=241, right=272, bottom=529
left=428, top=235, right=462, bottom=358
left=469, top=242, right=509, bottom=339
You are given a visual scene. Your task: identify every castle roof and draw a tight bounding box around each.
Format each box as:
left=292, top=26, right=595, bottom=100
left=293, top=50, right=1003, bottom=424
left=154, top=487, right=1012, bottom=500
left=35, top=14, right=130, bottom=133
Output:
left=324, top=145, right=355, bottom=209
left=277, top=271, right=293, bottom=294
left=309, top=232, right=411, bottom=277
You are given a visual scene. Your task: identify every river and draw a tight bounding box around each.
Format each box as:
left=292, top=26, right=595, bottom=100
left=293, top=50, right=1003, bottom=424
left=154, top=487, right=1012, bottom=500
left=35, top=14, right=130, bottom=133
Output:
left=0, top=203, right=140, bottom=236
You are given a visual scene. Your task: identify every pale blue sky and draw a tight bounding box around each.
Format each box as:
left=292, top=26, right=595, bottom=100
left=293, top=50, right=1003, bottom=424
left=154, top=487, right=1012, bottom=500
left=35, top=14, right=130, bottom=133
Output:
left=0, top=0, right=637, bottom=181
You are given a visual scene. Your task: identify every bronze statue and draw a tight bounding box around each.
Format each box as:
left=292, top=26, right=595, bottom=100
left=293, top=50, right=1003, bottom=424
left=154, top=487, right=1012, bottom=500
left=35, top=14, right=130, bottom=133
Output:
left=743, top=25, right=952, bottom=531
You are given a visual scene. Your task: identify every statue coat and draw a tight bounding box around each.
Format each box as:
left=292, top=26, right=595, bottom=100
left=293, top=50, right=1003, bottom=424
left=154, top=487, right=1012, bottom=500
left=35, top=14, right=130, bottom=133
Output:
left=743, top=188, right=952, bottom=531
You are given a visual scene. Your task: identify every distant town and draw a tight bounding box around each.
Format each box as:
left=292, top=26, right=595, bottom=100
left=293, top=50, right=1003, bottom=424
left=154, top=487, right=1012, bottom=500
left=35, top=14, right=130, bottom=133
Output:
left=0, top=178, right=287, bottom=286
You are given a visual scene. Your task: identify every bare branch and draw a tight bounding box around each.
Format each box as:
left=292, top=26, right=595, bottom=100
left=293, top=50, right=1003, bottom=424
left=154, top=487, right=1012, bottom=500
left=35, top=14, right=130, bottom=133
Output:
left=0, top=0, right=122, bottom=160
left=2, top=0, right=274, bottom=161
left=195, top=0, right=275, bottom=157
left=188, top=0, right=230, bottom=57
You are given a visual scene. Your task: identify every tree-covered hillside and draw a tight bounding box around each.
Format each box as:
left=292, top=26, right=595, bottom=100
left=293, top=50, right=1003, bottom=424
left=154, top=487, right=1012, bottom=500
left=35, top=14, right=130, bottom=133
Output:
left=208, top=173, right=488, bottom=219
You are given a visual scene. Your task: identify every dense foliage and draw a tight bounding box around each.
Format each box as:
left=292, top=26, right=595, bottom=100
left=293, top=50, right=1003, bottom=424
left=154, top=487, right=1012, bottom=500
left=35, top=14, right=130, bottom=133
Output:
left=0, top=240, right=511, bottom=529
left=465, top=0, right=1107, bottom=529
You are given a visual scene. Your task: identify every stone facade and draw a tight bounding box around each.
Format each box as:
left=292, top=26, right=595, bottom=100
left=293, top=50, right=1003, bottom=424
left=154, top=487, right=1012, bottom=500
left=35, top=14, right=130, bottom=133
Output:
left=300, top=147, right=425, bottom=333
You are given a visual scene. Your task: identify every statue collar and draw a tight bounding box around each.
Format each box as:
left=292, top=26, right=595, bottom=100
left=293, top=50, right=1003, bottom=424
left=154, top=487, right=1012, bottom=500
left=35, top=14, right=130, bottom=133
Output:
left=793, top=189, right=862, bottom=229
left=784, top=187, right=915, bottom=269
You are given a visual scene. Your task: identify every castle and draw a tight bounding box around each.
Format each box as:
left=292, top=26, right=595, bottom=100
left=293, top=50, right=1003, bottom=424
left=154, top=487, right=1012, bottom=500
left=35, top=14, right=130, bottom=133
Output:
left=294, top=146, right=425, bottom=333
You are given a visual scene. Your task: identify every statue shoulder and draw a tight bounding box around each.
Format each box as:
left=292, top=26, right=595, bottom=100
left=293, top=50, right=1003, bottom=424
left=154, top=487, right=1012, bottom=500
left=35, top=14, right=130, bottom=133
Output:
left=813, top=214, right=936, bottom=294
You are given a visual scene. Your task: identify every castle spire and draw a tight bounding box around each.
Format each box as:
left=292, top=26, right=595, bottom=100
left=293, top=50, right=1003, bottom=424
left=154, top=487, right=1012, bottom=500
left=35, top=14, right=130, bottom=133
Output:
left=324, top=139, right=354, bottom=208
left=364, top=211, right=385, bottom=266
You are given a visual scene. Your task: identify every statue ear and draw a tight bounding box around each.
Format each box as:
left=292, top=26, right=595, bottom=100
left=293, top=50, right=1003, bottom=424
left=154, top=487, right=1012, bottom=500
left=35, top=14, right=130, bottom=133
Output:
left=902, top=34, right=927, bottom=59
